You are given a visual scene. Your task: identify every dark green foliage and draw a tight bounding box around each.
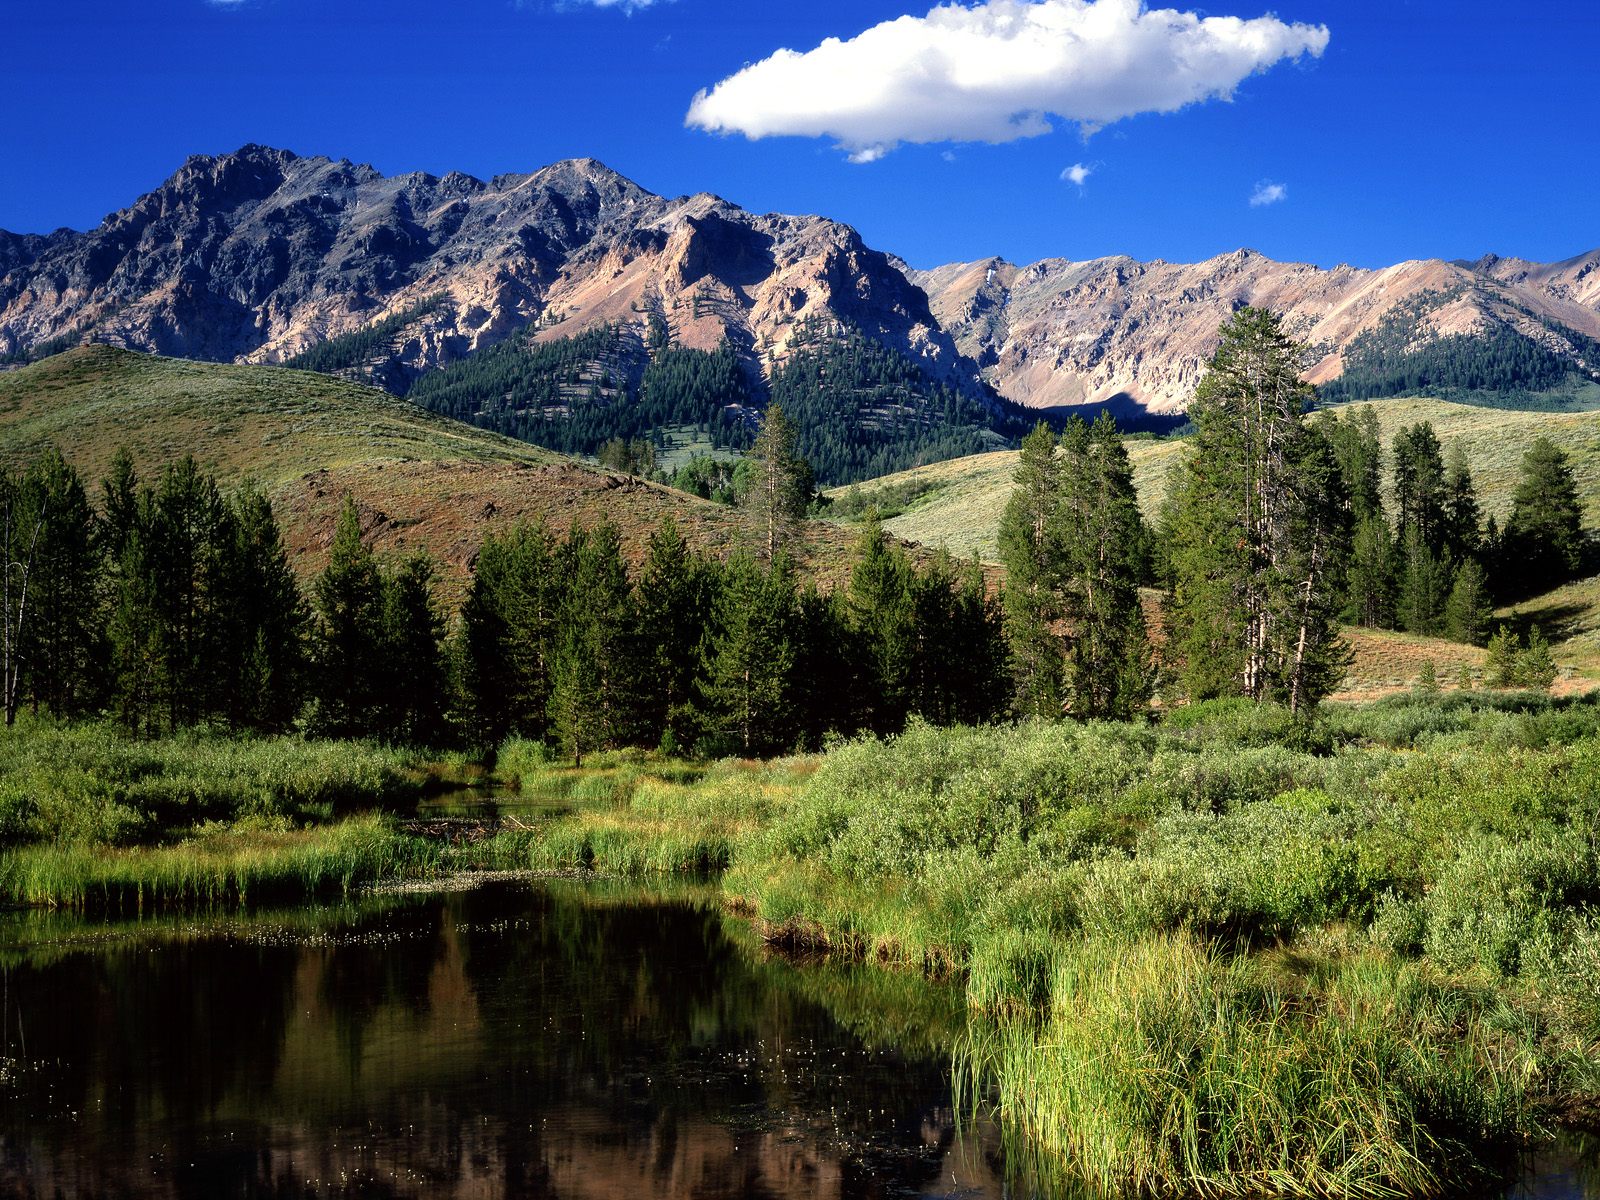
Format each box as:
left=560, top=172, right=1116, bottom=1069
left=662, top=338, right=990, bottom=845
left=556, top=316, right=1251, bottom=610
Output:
left=309, top=497, right=387, bottom=739
left=283, top=295, right=447, bottom=378
left=909, top=549, right=1009, bottom=727
left=1059, top=414, right=1153, bottom=719
left=1397, top=526, right=1449, bottom=636
left=768, top=321, right=1010, bottom=484
left=457, top=522, right=561, bottom=747
left=1320, top=290, right=1600, bottom=403
left=1485, top=624, right=1559, bottom=689
left=1345, top=515, right=1396, bottom=629
left=218, top=484, right=309, bottom=733
left=742, top=402, right=813, bottom=561
left=669, top=455, right=739, bottom=504
left=595, top=436, right=656, bottom=476
left=696, top=553, right=798, bottom=757
left=998, top=422, right=1066, bottom=718
left=632, top=518, right=714, bottom=750
left=1321, top=405, right=1385, bottom=524
left=549, top=522, right=635, bottom=764
left=379, top=554, right=450, bottom=746
left=847, top=520, right=917, bottom=734
left=406, top=326, right=753, bottom=461
left=1164, top=309, right=1350, bottom=712
left=1443, top=558, right=1493, bottom=647
left=1392, top=422, right=1447, bottom=550
left=9, top=450, right=103, bottom=719
left=1442, top=446, right=1483, bottom=564
left=1500, top=436, right=1585, bottom=597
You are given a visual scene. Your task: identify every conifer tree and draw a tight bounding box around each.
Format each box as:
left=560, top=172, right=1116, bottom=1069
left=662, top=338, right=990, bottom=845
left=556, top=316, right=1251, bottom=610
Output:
left=460, top=522, right=561, bottom=747
left=222, top=484, right=308, bottom=732
left=633, top=517, right=711, bottom=748
left=15, top=450, right=103, bottom=719
left=790, top=580, right=856, bottom=747
left=1164, top=308, right=1350, bottom=712
left=847, top=516, right=916, bottom=734
left=1484, top=625, right=1520, bottom=688
left=1443, top=558, right=1493, bottom=647
left=698, top=553, right=796, bottom=757
left=743, top=403, right=811, bottom=562
left=1345, top=514, right=1397, bottom=628
left=1441, top=446, right=1483, bottom=565
left=1058, top=412, right=1152, bottom=719
left=997, top=422, right=1065, bottom=717
left=311, top=496, right=387, bottom=738
left=381, top=553, right=450, bottom=746
left=1517, top=626, right=1558, bottom=690
left=549, top=522, right=634, bottom=763
left=1502, top=436, right=1584, bottom=595
left=1392, top=422, right=1447, bottom=549
left=1323, top=405, right=1385, bottom=524
left=1397, top=526, right=1448, bottom=637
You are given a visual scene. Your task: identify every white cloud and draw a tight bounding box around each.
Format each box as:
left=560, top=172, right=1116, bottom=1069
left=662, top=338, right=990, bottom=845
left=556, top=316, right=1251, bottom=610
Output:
left=1061, top=162, right=1094, bottom=187
left=686, top=0, right=1329, bottom=160
left=1249, top=179, right=1288, bottom=206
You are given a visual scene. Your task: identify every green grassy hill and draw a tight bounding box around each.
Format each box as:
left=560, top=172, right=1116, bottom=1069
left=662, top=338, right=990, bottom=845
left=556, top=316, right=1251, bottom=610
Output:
left=833, top=398, right=1600, bottom=562
left=0, top=347, right=865, bottom=598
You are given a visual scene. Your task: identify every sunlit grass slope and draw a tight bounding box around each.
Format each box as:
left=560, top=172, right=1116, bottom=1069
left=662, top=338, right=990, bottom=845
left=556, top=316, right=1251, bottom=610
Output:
left=0, top=346, right=868, bottom=597
left=832, top=398, right=1600, bottom=563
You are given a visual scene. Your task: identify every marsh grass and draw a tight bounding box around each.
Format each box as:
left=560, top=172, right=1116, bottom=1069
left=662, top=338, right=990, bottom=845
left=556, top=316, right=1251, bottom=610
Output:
left=0, top=815, right=439, bottom=910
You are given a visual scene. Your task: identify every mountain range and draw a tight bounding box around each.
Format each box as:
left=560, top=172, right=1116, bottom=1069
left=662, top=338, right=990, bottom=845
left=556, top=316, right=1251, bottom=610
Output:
left=3, top=144, right=1597, bottom=434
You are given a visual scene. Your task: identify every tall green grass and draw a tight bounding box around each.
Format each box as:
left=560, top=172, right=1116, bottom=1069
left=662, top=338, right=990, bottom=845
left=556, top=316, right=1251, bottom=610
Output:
left=0, top=815, right=440, bottom=910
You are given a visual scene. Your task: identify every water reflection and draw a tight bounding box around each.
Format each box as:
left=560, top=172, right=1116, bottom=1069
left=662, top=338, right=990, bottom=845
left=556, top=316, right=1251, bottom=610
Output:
left=0, top=881, right=1005, bottom=1199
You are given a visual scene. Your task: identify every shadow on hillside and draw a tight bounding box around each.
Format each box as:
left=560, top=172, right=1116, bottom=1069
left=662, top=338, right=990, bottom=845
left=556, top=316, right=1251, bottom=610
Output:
left=1032, top=392, right=1191, bottom=437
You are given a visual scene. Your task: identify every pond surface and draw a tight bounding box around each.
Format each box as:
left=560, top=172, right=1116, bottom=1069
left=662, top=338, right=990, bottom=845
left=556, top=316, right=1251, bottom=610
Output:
left=2, top=876, right=1597, bottom=1200
left=0, top=878, right=1005, bottom=1199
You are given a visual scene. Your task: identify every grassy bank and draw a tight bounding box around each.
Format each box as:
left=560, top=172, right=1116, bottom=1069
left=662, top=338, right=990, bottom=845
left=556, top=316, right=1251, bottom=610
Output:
left=492, top=691, right=1600, bottom=1196
left=0, top=720, right=447, bottom=909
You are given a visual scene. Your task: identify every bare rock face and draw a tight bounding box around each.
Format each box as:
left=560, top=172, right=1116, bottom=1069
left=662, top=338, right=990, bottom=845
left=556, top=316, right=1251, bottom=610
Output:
left=0, top=145, right=977, bottom=401
left=912, top=247, right=1600, bottom=414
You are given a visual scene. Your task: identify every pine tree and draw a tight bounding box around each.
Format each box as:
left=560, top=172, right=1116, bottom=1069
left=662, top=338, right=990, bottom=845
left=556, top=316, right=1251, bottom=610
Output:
left=311, top=496, right=387, bottom=738
left=791, top=580, right=857, bottom=748
left=1323, top=404, right=1384, bottom=524
left=1484, top=625, right=1519, bottom=688
left=14, top=450, right=103, bottom=719
left=380, top=553, right=450, bottom=746
left=1517, top=626, right=1558, bottom=690
left=459, top=522, right=561, bottom=748
left=847, top=516, right=916, bottom=734
left=548, top=522, right=635, bottom=763
left=997, top=422, right=1065, bottom=717
left=1392, top=422, right=1447, bottom=548
left=1396, top=526, right=1448, bottom=637
left=633, top=517, right=711, bottom=748
left=1164, top=308, right=1350, bottom=712
left=1441, top=446, right=1483, bottom=565
left=698, top=553, right=797, bottom=757
left=1443, top=558, right=1493, bottom=646
left=743, top=403, right=811, bottom=562
left=1502, top=436, right=1584, bottom=596
left=1058, top=412, right=1152, bottom=719
left=1345, top=514, right=1397, bottom=628
left=223, top=484, right=308, bottom=732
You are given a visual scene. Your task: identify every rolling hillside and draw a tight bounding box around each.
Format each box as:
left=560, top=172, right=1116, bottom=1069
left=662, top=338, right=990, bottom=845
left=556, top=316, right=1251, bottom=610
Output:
left=839, top=398, right=1600, bottom=562
left=0, top=346, right=866, bottom=597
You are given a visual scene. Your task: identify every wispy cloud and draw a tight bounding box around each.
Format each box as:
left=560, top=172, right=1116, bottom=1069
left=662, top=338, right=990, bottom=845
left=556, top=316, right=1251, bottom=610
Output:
left=1061, top=162, right=1094, bottom=188
left=686, top=0, right=1329, bottom=161
left=1250, top=180, right=1288, bottom=207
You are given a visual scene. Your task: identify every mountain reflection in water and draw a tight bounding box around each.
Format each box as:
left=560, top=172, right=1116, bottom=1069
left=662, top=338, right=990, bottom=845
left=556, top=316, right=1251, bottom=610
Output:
left=0, top=880, right=1004, bottom=1199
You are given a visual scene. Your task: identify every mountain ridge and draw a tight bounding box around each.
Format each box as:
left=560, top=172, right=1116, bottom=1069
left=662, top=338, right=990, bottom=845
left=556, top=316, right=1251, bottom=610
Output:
left=3, top=144, right=1597, bottom=421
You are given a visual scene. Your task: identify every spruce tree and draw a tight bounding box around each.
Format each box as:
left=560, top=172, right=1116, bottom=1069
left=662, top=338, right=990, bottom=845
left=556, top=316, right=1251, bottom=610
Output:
left=1392, top=422, right=1447, bottom=549
left=311, top=496, right=387, bottom=738
left=847, top=516, right=916, bottom=734
left=1503, top=436, right=1584, bottom=595
left=1058, top=412, right=1152, bottom=719
left=380, top=553, right=450, bottom=746
left=698, top=553, right=797, bottom=757
left=1396, top=526, right=1448, bottom=637
left=548, top=522, right=634, bottom=763
left=791, top=580, right=856, bottom=748
left=1441, top=446, right=1483, bottom=565
left=743, top=403, right=811, bottom=562
left=1323, top=405, right=1385, bottom=524
left=1346, top=514, right=1397, bottom=628
left=1443, top=558, right=1493, bottom=647
left=997, top=422, right=1065, bottom=717
left=1165, top=308, right=1350, bottom=712
left=459, top=522, right=561, bottom=747
left=633, top=517, right=711, bottom=748
left=15, top=450, right=103, bottom=719
left=223, top=484, right=308, bottom=732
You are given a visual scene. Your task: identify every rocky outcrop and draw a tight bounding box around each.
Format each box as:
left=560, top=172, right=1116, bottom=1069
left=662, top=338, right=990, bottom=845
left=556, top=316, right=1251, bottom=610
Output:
left=0, top=145, right=979, bottom=400
left=912, top=248, right=1600, bottom=414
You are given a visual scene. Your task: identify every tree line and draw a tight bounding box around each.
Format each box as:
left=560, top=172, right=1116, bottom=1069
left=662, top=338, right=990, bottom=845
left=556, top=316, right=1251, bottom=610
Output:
left=0, top=434, right=1007, bottom=756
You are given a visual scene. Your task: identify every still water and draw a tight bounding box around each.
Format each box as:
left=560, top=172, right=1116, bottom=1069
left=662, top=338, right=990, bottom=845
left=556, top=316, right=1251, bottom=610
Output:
left=0, top=879, right=1005, bottom=1199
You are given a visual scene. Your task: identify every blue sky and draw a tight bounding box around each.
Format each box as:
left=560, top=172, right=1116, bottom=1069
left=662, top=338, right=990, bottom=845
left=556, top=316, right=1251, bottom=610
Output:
left=3, top=0, right=1595, bottom=271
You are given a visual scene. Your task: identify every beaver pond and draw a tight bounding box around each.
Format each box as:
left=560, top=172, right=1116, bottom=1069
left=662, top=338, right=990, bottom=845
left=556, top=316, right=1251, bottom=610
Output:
left=0, top=876, right=1595, bottom=1199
